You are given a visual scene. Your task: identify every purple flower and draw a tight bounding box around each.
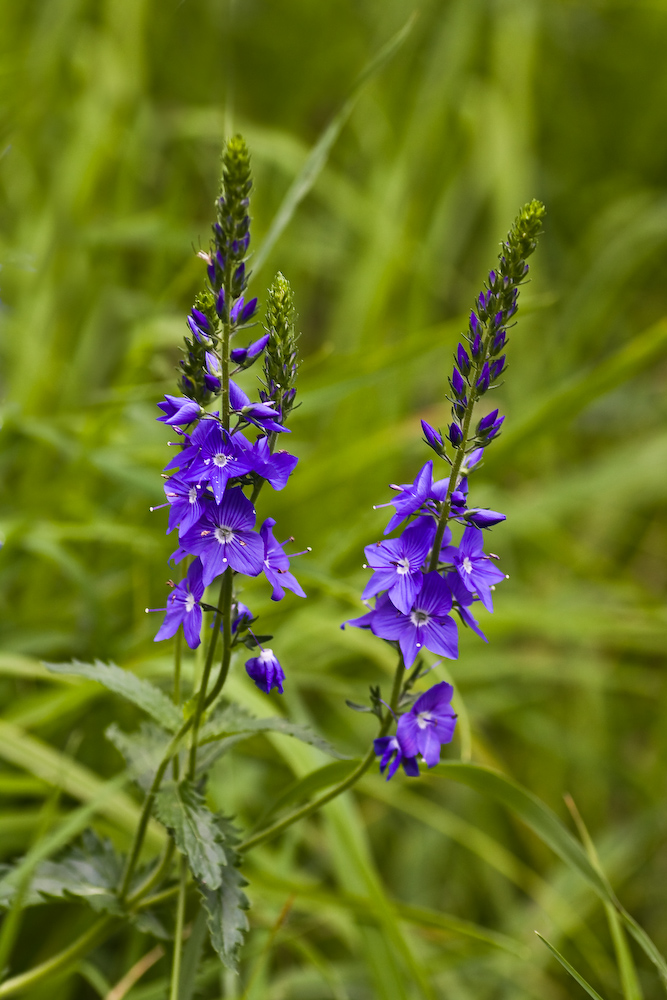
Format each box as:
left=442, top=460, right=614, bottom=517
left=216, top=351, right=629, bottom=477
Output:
left=230, top=333, right=270, bottom=364
left=260, top=518, right=306, bottom=601
left=446, top=571, right=487, bottom=641
left=232, top=602, right=253, bottom=633
left=457, top=343, right=471, bottom=375
left=162, top=475, right=211, bottom=535
left=421, top=420, right=443, bottom=453
left=245, top=648, right=285, bottom=694
left=250, top=436, right=298, bottom=490
left=349, top=573, right=458, bottom=668
left=157, top=395, right=201, bottom=428
left=448, top=422, right=463, bottom=446
left=230, top=380, right=287, bottom=434
left=465, top=508, right=506, bottom=529
left=396, top=681, right=457, bottom=767
left=443, top=525, right=505, bottom=612
left=187, top=308, right=212, bottom=343
left=373, top=736, right=420, bottom=780
left=362, top=517, right=435, bottom=614
left=186, top=424, right=255, bottom=503
left=154, top=559, right=205, bottom=649
left=230, top=296, right=258, bottom=325
left=377, top=461, right=433, bottom=534
left=179, top=487, right=263, bottom=586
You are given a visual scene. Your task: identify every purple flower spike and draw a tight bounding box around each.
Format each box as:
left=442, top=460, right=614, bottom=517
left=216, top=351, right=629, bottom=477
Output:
left=374, top=736, right=420, bottom=780
left=245, top=648, right=285, bottom=694
left=157, top=395, right=201, bottom=427
left=443, top=525, right=505, bottom=612
left=396, top=682, right=457, bottom=767
left=352, top=573, right=458, bottom=668
left=260, top=518, right=306, bottom=601
left=230, top=333, right=270, bottom=365
left=154, top=559, right=205, bottom=649
left=179, top=487, right=263, bottom=586
left=362, top=517, right=436, bottom=614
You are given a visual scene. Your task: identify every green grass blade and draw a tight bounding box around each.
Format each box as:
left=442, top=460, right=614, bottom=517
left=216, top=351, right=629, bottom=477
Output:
left=536, top=933, right=608, bottom=1000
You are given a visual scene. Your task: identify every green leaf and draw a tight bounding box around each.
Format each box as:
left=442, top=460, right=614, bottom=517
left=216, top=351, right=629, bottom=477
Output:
left=200, top=703, right=349, bottom=759
left=198, top=818, right=249, bottom=972
left=106, top=722, right=174, bottom=792
left=154, top=779, right=227, bottom=888
left=434, top=762, right=667, bottom=986
left=45, top=660, right=182, bottom=732
left=1, top=830, right=122, bottom=915
left=536, top=933, right=608, bottom=1000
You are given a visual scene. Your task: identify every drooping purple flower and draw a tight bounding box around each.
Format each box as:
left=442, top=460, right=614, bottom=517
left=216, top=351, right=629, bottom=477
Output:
left=396, top=681, right=457, bottom=767
left=179, top=487, right=263, bottom=586
left=229, top=380, right=287, bottom=434
left=260, top=518, right=306, bottom=601
left=154, top=559, right=205, bottom=649
left=245, top=648, right=285, bottom=694
left=362, top=517, right=436, bottom=614
left=377, top=461, right=433, bottom=535
left=249, top=436, right=298, bottom=490
left=186, top=424, right=255, bottom=503
left=373, top=736, right=420, bottom=780
left=157, top=395, right=201, bottom=428
left=443, top=525, right=505, bottom=612
left=349, top=573, right=458, bottom=668
left=230, top=333, right=270, bottom=365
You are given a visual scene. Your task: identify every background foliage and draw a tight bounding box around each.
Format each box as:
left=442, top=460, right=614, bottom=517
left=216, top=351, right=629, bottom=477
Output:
left=1, top=0, right=667, bottom=997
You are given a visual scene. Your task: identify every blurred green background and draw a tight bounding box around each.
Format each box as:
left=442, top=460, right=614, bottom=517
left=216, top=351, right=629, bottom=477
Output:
left=2, top=0, right=667, bottom=997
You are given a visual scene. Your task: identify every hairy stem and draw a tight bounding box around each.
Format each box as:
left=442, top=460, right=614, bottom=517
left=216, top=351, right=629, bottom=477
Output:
left=239, top=656, right=405, bottom=853
left=188, top=572, right=229, bottom=777
left=428, top=359, right=483, bottom=572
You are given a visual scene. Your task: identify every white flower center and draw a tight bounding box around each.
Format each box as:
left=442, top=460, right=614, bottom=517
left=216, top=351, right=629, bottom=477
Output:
left=188, top=486, right=198, bottom=503
left=396, top=557, right=411, bottom=576
left=213, top=453, right=228, bottom=467
left=410, top=609, right=430, bottom=628
left=214, top=526, right=234, bottom=545
left=416, top=711, right=433, bottom=730
left=462, top=556, right=473, bottom=575
left=185, top=593, right=196, bottom=612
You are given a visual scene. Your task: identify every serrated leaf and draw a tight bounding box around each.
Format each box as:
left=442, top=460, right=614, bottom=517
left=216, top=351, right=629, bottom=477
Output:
left=197, top=818, right=249, bottom=971
left=200, top=703, right=349, bottom=759
left=154, top=779, right=227, bottom=888
left=1, top=831, right=123, bottom=916
left=106, top=721, right=174, bottom=792
left=45, top=660, right=182, bottom=732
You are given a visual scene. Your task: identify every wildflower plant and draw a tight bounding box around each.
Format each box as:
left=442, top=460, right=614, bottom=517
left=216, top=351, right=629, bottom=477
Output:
left=11, top=144, right=662, bottom=999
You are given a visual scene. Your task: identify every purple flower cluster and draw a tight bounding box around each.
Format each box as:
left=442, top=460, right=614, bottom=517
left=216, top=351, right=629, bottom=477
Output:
left=348, top=200, right=546, bottom=779
left=149, top=137, right=305, bottom=695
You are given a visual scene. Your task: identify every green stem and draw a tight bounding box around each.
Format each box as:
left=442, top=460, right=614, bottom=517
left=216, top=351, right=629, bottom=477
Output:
left=428, top=359, right=483, bottom=573
left=173, top=630, right=182, bottom=781
left=188, top=572, right=229, bottom=778
left=0, top=916, right=116, bottom=998
left=169, top=858, right=188, bottom=1000
left=125, top=841, right=175, bottom=908
left=239, top=656, right=405, bottom=853
left=221, top=269, right=233, bottom=432
left=134, top=884, right=180, bottom=912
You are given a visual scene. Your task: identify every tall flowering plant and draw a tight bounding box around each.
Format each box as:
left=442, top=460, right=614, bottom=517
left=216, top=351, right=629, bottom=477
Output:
left=346, top=199, right=546, bottom=778
left=0, top=146, right=553, bottom=999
